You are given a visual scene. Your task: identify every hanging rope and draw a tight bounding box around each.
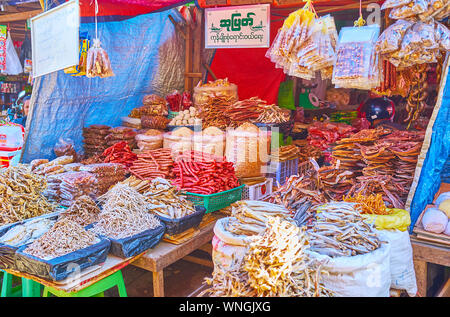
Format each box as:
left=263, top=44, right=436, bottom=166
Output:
left=354, top=0, right=366, bottom=27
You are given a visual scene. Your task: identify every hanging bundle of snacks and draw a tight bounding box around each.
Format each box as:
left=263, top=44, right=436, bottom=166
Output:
left=86, top=0, right=114, bottom=78
left=266, top=2, right=337, bottom=80
left=332, top=24, right=381, bottom=90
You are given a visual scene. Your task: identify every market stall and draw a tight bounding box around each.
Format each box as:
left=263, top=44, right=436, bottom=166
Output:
left=0, top=0, right=449, bottom=298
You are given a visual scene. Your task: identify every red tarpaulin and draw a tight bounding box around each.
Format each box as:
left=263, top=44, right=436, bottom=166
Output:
left=208, top=16, right=285, bottom=104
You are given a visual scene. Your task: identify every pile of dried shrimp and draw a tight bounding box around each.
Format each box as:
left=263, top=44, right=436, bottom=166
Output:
left=58, top=195, right=101, bottom=226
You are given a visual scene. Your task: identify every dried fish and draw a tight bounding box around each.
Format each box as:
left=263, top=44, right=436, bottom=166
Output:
left=58, top=195, right=101, bottom=226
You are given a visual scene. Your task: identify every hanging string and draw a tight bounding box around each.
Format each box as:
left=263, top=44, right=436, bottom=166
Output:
left=354, top=0, right=366, bottom=27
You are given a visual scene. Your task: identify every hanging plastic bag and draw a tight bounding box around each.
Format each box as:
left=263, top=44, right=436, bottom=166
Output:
left=86, top=38, right=114, bottom=78
left=5, top=32, right=23, bottom=75
left=381, top=0, right=413, bottom=10
left=375, top=20, right=413, bottom=54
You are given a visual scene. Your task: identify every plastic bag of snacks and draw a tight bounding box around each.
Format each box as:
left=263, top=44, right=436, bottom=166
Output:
left=163, top=127, right=193, bottom=156
left=135, top=129, right=163, bottom=151
left=225, top=123, right=270, bottom=179
left=193, top=127, right=225, bottom=158
left=54, top=138, right=77, bottom=160
left=375, top=20, right=413, bottom=54
left=86, top=39, right=114, bottom=78
left=193, top=79, right=238, bottom=109
left=435, top=22, right=450, bottom=51
left=381, top=0, right=413, bottom=10
left=332, top=24, right=380, bottom=90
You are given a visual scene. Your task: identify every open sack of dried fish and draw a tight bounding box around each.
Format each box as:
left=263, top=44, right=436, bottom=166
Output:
left=224, top=200, right=293, bottom=237
left=197, top=95, right=233, bottom=130
left=0, top=165, right=56, bottom=226
left=23, top=218, right=99, bottom=260
left=202, top=217, right=333, bottom=297
left=92, top=184, right=162, bottom=239
left=307, top=202, right=383, bottom=257
left=58, top=195, right=101, bottom=226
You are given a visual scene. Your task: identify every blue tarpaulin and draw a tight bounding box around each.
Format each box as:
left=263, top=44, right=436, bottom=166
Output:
left=22, top=9, right=185, bottom=162
left=409, top=59, right=450, bottom=231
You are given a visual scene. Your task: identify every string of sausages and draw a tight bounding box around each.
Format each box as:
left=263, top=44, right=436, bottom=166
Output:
left=128, top=148, right=174, bottom=180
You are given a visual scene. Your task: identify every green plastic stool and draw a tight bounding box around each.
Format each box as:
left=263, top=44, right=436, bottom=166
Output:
left=42, top=270, right=127, bottom=297
left=1, top=272, right=22, bottom=297
left=22, top=278, right=42, bottom=297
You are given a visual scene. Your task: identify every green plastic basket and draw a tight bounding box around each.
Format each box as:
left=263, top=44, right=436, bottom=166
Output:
left=183, top=184, right=245, bottom=213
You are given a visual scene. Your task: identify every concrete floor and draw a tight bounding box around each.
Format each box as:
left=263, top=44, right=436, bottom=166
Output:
left=105, top=250, right=213, bottom=297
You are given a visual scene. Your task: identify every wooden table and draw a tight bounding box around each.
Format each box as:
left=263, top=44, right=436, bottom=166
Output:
left=4, top=254, right=141, bottom=295
left=131, top=216, right=217, bottom=297
left=411, top=236, right=450, bottom=297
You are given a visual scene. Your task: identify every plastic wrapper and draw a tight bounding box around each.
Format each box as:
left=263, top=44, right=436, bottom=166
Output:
left=163, top=131, right=193, bottom=156
left=193, top=127, right=226, bottom=158
left=435, top=22, right=450, bottom=51
left=332, top=25, right=380, bottom=90
left=86, top=39, right=114, bottom=78
left=166, top=90, right=182, bottom=112
left=225, top=123, right=270, bottom=179
left=381, top=0, right=413, bottom=10
left=375, top=20, right=413, bottom=54
left=94, top=223, right=165, bottom=258
left=54, top=137, right=77, bottom=160
left=419, top=0, right=446, bottom=20
left=181, top=91, right=193, bottom=111
left=157, top=206, right=205, bottom=236
left=15, top=237, right=110, bottom=281
left=135, top=131, right=163, bottom=151
left=193, top=81, right=238, bottom=109
left=141, top=115, right=169, bottom=130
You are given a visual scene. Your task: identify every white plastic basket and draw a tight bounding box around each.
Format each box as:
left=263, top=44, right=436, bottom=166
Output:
left=241, top=178, right=273, bottom=201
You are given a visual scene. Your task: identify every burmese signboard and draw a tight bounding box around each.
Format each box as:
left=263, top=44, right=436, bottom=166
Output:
left=205, top=4, right=270, bottom=49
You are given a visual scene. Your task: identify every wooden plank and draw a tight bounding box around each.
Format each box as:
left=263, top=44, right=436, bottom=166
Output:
left=0, top=9, right=42, bottom=23
left=192, top=8, right=202, bottom=88
left=435, top=278, right=450, bottom=297
left=411, top=238, right=450, bottom=268
left=183, top=255, right=214, bottom=268
left=132, top=219, right=216, bottom=272
left=202, top=62, right=217, bottom=81
left=414, top=259, right=427, bottom=297
left=152, top=271, right=164, bottom=297
left=185, top=25, right=192, bottom=92
left=185, top=72, right=203, bottom=78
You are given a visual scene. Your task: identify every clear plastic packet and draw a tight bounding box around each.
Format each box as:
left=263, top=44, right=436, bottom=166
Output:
left=435, top=3, right=450, bottom=20
left=435, top=21, right=450, bottom=51
left=86, top=39, right=114, bottom=78
left=411, top=0, right=430, bottom=14
left=419, top=0, right=446, bottom=20
left=332, top=25, right=380, bottom=89
left=375, top=20, right=413, bottom=54
left=54, top=138, right=77, bottom=160
left=381, top=0, right=413, bottom=10
left=390, top=3, right=416, bottom=19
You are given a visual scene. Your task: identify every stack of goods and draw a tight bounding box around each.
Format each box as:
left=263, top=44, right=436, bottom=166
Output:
left=92, top=184, right=161, bottom=239
left=128, top=148, right=174, bottom=180
left=23, top=218, right=98, bottom=260
left=168, top=107, right=201, bottom=126
left=331, top=127, right=392, bottom=174
left=347, top=175, right=405, bottom=208
left=141, top=177, right=196, bottom=219
left=58, top=195, right=101, bottom=226
left=307, top=202, right=383, bottom=257
left=102, top=141, right=138, bottom=169
left=343, top=193, right=392, bottom=215
left=135, top=129, right=164, bottom=151
left=141, top=115, right=169, bottom=130
left=129, top=94, right=168, bottom=118
left=31, top=156, right=76, bottom=176
left=224, top=97, right=265, bottom=126
left=0, top=166, right=55, bottom=226
left=105, top=127, right=137, bottom=149
left=294, top=143, right=322, bottom=163
left=318, top=165, right=355, bottom=201
left=172, top=151, right=240, bottom=195
left=193, top=78, right=238, bottom=108
left=163, top=127, right=194, bottom=155
left=202, top=217, right=333, bottom=297
left=223, top=200, right=292, bottom=236
left=79, top=163, right=127, bottom=196
left=266, top=1, right=338, bottom=80
left=53, top=139, right=77, bottom=161
left=58, top=171, right=98, bottom=208
left=270, top=145, right=300, bottom=162
left=0, top=217, right=56, bottom=247
left=166, top=91, right=193, bottom=113
left=197, top=95, right=233, bottom=130
left=225, top=123, right=270, bottom=179
left=359, top=143, right=397, bottom=177
left=377, top=1, right=450, bottom=68
left=307, top=121, right=355, bottom=151
left=332, top=25, right=381, bottom=90
left=269, top=173, right=327, bottom=212
left=193, top=126, right=225, bottom=158
left=255, top=104, right=291, bottom=124
left=83, top=125, right=111, bottom=158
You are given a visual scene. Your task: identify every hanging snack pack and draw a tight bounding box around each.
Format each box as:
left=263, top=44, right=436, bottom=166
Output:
left=64, top=32, right=90, bottom=76
left=332, top=24, right=381, bottom=90
left=86, top=39, right=114, bottom=78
